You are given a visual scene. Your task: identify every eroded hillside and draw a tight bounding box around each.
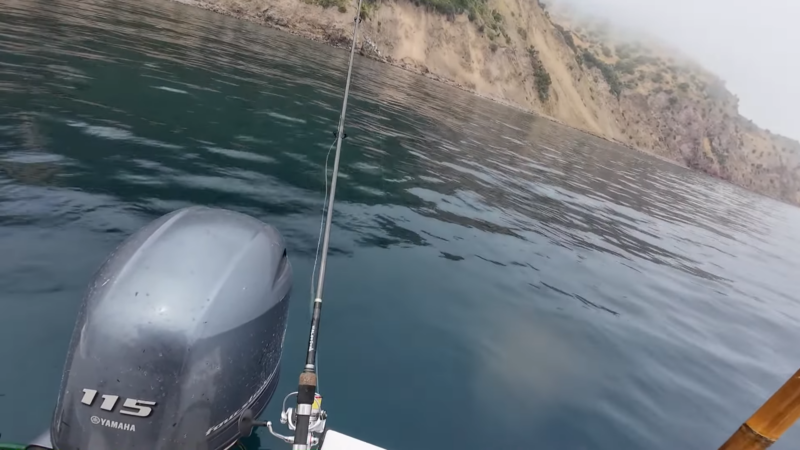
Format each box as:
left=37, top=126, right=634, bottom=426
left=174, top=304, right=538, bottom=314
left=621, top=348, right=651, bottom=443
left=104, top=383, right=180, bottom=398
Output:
left=175, top=0, right=800, bottom=205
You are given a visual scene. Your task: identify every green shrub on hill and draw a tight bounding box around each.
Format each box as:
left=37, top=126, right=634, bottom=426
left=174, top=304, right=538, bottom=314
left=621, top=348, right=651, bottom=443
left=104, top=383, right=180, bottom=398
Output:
left=492, top=9, right=503, bottom=23
left=615, top=59, right=637, bottom=75
left=553, top=23, right=577, bottom=53
left=305, top=0, right=347, bottom=8
left=581, top=50, right=622, bottom=98
left=634, top=55, right=657, bottom=66
left=359, top=0, right=376, bottom=19
left=411, top=0, right=508, bottom=35
left=615, top=44, right=631, bottom=60
left=413, top=0, right=478, bottom=18
left=529, top=47, right=552, bottom=102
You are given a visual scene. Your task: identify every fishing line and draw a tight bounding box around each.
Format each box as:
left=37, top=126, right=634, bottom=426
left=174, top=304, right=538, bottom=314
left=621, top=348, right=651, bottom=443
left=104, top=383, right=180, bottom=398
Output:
left=310, top=138, right=337, bottom=312
left=308, top=137, right=337, bottom=394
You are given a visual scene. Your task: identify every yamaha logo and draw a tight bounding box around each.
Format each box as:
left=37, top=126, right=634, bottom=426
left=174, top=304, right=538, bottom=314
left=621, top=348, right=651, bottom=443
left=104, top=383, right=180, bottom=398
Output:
left=90, top=416, right=137, bottom=432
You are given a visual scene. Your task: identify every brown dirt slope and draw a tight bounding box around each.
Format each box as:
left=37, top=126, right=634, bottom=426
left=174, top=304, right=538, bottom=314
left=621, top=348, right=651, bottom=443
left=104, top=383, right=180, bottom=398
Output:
left=174, top=0, right=800, bottom=206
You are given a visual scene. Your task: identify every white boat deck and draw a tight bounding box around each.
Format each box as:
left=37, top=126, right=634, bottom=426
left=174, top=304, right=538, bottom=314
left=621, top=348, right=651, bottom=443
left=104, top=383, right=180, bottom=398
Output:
left=322, top=430, right=387, bottom=450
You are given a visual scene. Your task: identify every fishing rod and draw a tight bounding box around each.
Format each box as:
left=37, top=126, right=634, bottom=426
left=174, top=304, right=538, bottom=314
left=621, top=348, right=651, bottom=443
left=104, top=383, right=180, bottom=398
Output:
left=242, top=2, right=365, bottom=449
left=293, top=2, right=364, bottom=447
left=295, top=20, right=358, bottom=450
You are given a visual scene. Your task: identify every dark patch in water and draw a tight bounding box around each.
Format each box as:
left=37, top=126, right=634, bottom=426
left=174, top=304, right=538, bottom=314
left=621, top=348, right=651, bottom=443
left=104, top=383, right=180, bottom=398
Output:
left=439, top=252, right=464, bottom=261
left=541, top=282, right=619, bottom=316
left=421, top=230, right=449, bottom=242
left=475, top=255, right=506, bottom=267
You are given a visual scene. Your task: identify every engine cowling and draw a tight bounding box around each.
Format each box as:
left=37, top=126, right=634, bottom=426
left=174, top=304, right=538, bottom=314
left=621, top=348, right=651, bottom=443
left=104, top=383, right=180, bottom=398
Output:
left=50, top=206, right=292, bottom=450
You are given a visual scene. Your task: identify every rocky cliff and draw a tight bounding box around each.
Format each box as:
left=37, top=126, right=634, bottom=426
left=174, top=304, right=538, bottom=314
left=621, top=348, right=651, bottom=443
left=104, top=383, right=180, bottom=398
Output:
left=175, top=0, right=800, bottom=205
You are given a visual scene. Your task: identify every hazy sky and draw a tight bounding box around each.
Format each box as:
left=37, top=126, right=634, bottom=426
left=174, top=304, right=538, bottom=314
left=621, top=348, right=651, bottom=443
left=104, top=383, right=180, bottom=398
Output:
left=554, top=0, right=800, bottom=141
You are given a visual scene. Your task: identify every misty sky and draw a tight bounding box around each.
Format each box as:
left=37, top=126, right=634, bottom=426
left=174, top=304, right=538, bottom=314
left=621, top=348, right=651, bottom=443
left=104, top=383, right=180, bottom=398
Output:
left=555, top=0, right=799, bottom=141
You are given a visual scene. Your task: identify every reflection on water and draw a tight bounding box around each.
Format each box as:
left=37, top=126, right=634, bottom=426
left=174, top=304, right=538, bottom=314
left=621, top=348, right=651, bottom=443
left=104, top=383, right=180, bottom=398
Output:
left=2, top=0, right=800, bottom=449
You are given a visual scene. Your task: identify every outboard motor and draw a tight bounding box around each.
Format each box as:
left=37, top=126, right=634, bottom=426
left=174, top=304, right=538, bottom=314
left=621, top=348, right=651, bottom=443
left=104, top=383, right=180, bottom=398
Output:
left=46, top=206, right=292, bottom=450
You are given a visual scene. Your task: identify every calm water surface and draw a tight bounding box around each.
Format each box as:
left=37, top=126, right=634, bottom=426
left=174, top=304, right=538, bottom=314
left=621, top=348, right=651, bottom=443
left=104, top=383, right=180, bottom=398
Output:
left=2, top=0, right=800, bottom=448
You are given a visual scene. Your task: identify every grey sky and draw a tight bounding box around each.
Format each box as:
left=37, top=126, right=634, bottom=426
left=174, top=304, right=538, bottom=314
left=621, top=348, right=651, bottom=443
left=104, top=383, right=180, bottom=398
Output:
left=553, top=0, right=800, bottom=141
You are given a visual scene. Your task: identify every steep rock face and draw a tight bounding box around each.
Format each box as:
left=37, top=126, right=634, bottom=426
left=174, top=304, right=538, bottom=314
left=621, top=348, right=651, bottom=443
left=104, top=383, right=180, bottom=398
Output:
left=366, top=0, right=615, bottom=137
left=617, top=88, right=739, bottom=178
left=174, top=0, right=800, bottom=205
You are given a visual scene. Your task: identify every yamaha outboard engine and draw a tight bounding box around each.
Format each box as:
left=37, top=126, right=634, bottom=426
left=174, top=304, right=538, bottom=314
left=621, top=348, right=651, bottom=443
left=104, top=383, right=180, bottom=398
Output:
left=47, top=206, right=292, bottom=450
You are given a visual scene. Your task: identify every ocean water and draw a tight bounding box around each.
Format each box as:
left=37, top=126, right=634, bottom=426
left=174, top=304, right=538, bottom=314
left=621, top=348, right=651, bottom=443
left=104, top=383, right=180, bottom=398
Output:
left=2, top=0, right=800, bottom=448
